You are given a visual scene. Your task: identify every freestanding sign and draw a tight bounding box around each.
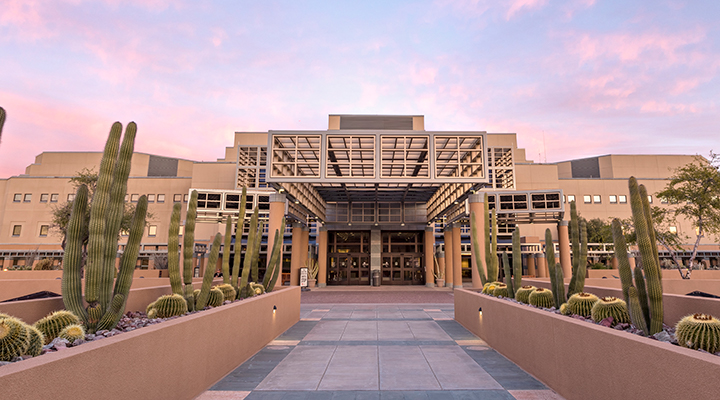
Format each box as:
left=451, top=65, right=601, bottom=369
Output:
left=300, top=267, right=308, bottom=288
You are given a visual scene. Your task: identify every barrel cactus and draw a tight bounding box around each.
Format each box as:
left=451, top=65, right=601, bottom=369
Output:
left=34, top=310, right=81, bottom=344
left=675, top=313, right=720, bottom=354
left=482, top=281, right=502, bottom=295
left=216, top=284, right=237, bottom=302
left=0, top=317, right=30, bottom=361
left=151, top=294, right=188, bottom=318
left=591, top=297, right=630, bottom=326
left=529, top=288, right=555, bottom=309
left=515, top=285, right=536, bottom=304
left=25, top=325, right=45, bottom=357
left=208, top=287, right=225, bottom=307
left=492, top=283, right=509, bottom=298
left=560, top=303, right=570, bottom=315
left=59, top=324, right=86, bottom=344
left=567, top=292, right=599, bottom=318
left=249, top=282, right=266, bottom=296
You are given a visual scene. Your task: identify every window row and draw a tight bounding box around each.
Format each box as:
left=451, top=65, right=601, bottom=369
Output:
left=12, top=224, right=173, bottom=238
left=14, top=192, right=191, bottom=204
left=564, top=194, right=653, bottom=205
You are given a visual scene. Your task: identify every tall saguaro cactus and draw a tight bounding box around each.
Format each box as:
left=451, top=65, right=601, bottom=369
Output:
left=222, top=216, right=233, bottom=284
left=545, top=228, right=564, bottom=308
left=239, top=207, right=260, bottom=298
left=62, top=122, right=148, bottom=333
left=230, top=188, right=248, bottom=292
left=613, top=177, right=664, bottom=335
left=263, top=217, right=286, bottom=292
left=484, top=194, right=499, bottom=282
left=167, top=203, right=182, bottom=295
left=567, top=201, right=588, bottom=298
left=183, top=190, right=199, bottom=312
left=512, top=227, right=522, bottom=293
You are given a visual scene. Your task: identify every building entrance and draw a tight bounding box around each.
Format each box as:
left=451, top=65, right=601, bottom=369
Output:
left=327, top=253, right=370, bottom=285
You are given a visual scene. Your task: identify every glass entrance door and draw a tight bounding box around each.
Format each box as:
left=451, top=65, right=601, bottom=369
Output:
left=381, top=254, right=424, bottom=285
left=328, top=253, right=370, bottom=285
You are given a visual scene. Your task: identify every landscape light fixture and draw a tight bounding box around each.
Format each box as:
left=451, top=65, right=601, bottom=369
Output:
left=273, top=305, right=277, bottom=314
left=478, top=307, right=483, bottom=316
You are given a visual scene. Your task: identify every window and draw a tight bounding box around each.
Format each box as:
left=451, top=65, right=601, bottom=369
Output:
left=68, top=193, right=76, bottom=201
left=24, top=194, right=32, bottom=202
left=40, top=194, right=49, bottom=203
left=583, top=195, right=592, bottom=204
left=593, top=195, right=601, bottom=203
left=647, top=195, right=653, bottom=204
left=39, top=225, right=49, bottom=237
left=13, top=193, right=22, bottom=202
left=669, top=226, right=677, bottom=234
left=147, top=194, right=156, bottom=203
left=183, top=194, right=189, bottom=202
left=12, top=225, right=21, bottom=237
left=173, top=194, right=182, bottom=203
left=567, top=195, right=575, bottom=203
left=125, top=194, right=129, bottom=202
left=157, top=194, right=165, bottom=203
left=50, top=193, right=59, bottom=202
left=609, top=195, right=617, bottom=204
left=619, top=195, right=627, bottom=204
left=179, top=226, right=184, bottom=236
left=148, top=225, right=157, bottom=237
left=131, top=194, right=139, bottom=202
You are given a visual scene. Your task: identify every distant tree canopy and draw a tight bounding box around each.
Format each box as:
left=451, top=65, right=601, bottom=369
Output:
left=51, top=168, right=150, bottom=248
left=584, top=218, right=613, bottom=244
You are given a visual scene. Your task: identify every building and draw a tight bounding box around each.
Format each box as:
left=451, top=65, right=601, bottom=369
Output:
left=0, top=114, right=717, bottom=284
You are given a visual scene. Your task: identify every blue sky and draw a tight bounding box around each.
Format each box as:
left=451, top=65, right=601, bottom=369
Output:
left=1, top=0, right=718, bottom=177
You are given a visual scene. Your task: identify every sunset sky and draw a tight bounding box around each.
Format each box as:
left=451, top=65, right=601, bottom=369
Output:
left=1, top=0, right=718, bottom=178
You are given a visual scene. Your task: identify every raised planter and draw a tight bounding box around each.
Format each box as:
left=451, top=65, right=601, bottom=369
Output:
left=0, top=286, right=300, bottom=400
left=455, top=289, right=720, bottom=400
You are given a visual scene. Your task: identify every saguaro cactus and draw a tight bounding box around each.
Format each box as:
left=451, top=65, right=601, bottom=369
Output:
left=484, top=194, right=499, bottom=282
left=230, top=188, right=248, bottom=292
left=470, top=211, right=488, bottom=286
left=61, top=122, right=148, bottom=333
left=183, top=190, right=199, bottom=311
left=263, top=217, right=286, bottom=292
left=512, top=228, right=522, bottom=295
left=612, top=177, right=664, bottom=335
left=195, top=233, right=222, bottom=310
left=567, top=201, right=588, bottom=298
left=238, top=207, right=260, bottom=298
left=222, top=216, right=233, bottom=285
left=545, top=228, right=565, bottom=308
left=167, top=203, right=183, bottom=295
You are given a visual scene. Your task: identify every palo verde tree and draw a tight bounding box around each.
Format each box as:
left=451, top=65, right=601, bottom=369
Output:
left=654, top=152, right=720, bottom=278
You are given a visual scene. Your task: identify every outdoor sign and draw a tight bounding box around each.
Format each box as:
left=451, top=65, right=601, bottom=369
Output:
left=300, top=267, right=308, bottom=288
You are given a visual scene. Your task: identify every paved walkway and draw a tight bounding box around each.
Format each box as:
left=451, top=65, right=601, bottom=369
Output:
left=197, top=302, right=563, bottom=400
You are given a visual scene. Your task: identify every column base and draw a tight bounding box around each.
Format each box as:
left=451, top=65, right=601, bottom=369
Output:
left=453, top=284, right=464, bottom=289
left=425, top=283, right=436, bottom=288
left=318, top=283, right=326, bottom=288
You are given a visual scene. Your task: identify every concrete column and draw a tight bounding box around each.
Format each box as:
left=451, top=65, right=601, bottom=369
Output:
left=318, top=226, right=328, bottom=287
left=527, top=254, right=536, bottom=277
left=537, top=254, right=547, bottom=278
left=424, top=226, right=436, bottom=287
left=629, top=256, right=636, bottom=269
left=557, top=221, right=572, bottom=279
left=268, top=193, right=286, bottom=268
left=443, top=226, right=454, bottom=287
left=611, top=256, right=619, bottom=269
left=2, top=258, right=12, bottom=270
left=371, top=228, right=382, bottom=276
left=452, top=222, right=463, bottom=289
left=437, top=251, right=446, bottom=284
left=468, top=194, right=486, bottom=288
left=148, top=258, right=156, bottom=270
left=290, top=223, right=303, bottom=286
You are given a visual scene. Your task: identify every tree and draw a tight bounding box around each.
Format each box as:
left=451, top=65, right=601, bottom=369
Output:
left=654, top=152, right=720, bottom=278
left=51, top=168, right=147, bottom=249
left=585, top=218, right=613, bottom=244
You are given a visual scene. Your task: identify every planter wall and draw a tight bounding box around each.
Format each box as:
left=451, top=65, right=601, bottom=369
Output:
left=0, top=278, right=222, bottom=324
left=0, top=286, right=300, bottom=400
left=455, top=289, right=720, bottom=400
left=522, top=279, right=720, bottom=326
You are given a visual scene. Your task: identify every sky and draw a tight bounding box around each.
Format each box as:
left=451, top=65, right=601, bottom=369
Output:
left=0, top=0, right=719, bottom=178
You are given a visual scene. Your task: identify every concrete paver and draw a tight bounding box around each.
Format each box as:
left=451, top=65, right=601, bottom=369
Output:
left=198, top=302, right=563, bottom=400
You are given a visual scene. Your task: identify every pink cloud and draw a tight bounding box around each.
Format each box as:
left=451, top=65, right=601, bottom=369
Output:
left=409, top=65, right=438, bottom=85
left=506, top=0, right=548, bottom=20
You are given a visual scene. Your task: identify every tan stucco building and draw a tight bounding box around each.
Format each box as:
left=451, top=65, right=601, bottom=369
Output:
left=0, top=115, right=716, bottom=284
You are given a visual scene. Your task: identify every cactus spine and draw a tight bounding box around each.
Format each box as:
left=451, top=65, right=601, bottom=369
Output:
left=529, top=287, right=555, bottom=309
left=515, top=285, right=536, bottom=304
left=33, top=310, right=81, bottom=344
left=195, top=233, right=222, bottom=310
left=591, top=297, right=630, bottom=326
left=470, top=210, right=488, bottom=286
left=502, top=252, right=513, bottom=298
left=183, top=190, right=199, bottom=312
left=0, top=317, right=30, bottom=361
left=512, top=228, right=522, bottom=297
left=222, top=216, right=233, bottom=285
left=545, top=229, right=564, bottom=308
left=675, top=313, right=720, bottom=353
left=168, top=202, right=183, bottom=295
left=567, top=201, right=588, bottom=298
left=567, top=292, right=599, bottom=318
left=61, top=122, right=146, bottom=333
